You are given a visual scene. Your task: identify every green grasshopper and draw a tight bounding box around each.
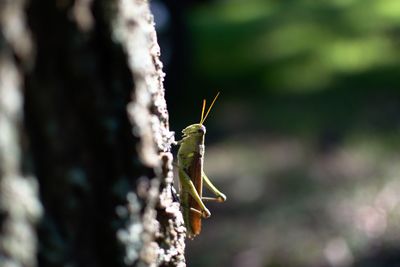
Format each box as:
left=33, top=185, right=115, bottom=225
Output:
left=176, top=92, right=227, bottom=239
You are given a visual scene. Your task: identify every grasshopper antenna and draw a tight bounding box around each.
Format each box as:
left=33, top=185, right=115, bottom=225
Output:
left=200, top=99, right=207, bottom=124
left=201, top=92, right=220, bottom=125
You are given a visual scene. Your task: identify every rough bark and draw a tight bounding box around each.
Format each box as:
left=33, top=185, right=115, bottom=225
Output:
left=0, top=0, right=185, bottom=266
left=0, top=0, right=42, bottom=266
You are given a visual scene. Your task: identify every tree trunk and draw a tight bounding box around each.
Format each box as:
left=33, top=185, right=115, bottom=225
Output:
left=0, top=0, right=185, bottom=266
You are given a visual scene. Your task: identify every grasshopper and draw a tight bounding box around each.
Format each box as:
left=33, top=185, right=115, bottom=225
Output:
left=176, top=92, right=227, bottom=239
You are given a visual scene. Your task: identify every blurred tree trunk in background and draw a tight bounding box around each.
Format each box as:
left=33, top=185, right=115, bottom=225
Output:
left=0, top=0, right=185, bottom=266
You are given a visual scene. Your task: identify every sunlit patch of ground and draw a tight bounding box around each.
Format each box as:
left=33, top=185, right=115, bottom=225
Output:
left=185, top=133, right=400, bottom=267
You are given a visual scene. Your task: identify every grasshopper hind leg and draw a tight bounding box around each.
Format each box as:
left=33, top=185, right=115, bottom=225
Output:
left=179, top=169, right=211, bottom=218
left=202, top=172, right=227, bottom=202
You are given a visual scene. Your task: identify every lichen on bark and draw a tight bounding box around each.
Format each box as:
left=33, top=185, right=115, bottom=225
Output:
left=0, top=1, right=42, bottom=266
left=112, top=0, right=186, bottom=266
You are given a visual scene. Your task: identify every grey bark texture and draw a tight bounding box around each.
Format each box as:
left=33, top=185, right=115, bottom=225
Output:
left=0, top=0, right=186, bottom=267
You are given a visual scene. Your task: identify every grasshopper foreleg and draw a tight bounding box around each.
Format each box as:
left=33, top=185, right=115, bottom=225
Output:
left=173, top=139, right=184, bottom=146
left=202, top=172, right=227, bottom=202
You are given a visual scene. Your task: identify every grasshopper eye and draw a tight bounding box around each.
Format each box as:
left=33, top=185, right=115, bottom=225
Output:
left=197, top=127, right=205, bottom=134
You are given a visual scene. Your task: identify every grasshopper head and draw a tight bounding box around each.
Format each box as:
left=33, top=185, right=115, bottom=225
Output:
left=182, top=124, right=206, bottom=137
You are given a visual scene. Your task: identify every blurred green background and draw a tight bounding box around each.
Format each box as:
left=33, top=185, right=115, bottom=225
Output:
left=153, top=0, right=400, bottom=266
